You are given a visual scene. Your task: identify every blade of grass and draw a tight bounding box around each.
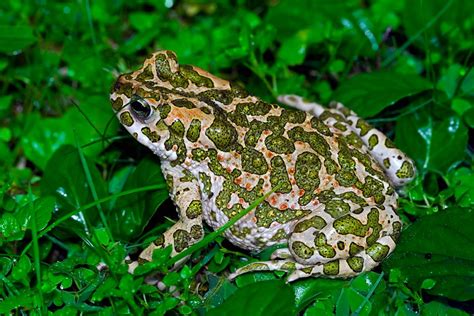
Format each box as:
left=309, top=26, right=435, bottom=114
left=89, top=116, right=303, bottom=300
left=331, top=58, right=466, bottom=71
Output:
left=75, top=135, right=113, bottom=241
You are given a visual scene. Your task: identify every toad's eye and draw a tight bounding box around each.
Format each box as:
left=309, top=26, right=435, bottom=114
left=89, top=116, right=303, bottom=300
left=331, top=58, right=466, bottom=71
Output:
left=130, top=98, right=152, bottom=120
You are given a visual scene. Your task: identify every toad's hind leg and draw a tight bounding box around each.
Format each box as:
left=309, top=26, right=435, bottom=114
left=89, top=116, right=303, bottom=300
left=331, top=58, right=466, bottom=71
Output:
left=230, top=202, right=402, bottom=282
left=278, top=94, right=416, bottom=187
left=130, top=162, right=204, bottom=272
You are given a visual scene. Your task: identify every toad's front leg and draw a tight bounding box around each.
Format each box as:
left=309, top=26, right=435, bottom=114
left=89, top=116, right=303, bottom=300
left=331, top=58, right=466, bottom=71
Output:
left=136, top=162, right=204, bottom=270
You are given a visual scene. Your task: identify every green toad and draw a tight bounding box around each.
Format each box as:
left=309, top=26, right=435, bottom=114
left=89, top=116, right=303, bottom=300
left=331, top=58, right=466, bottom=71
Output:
left=110, top=50, right=416, bottom=281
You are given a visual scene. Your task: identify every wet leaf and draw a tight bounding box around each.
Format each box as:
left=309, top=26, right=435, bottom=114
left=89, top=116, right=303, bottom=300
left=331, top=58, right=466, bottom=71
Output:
left=396, top=107, right=468, bottom=174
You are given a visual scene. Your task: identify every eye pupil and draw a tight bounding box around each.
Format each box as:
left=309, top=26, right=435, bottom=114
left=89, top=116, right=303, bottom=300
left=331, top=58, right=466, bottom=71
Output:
left=130, top=99, right=151, bottom=119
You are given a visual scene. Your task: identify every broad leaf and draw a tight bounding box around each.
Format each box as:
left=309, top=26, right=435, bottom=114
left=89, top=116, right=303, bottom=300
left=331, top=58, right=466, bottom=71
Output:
left=207, top=280, right=296, bottom=316
left=383, top=207, right=474, bottom=301
left=395, top=107, right=468, bottom=174
left=332, top=72, right=431, bottom=117
left=0, top=25, right=36, bottom=53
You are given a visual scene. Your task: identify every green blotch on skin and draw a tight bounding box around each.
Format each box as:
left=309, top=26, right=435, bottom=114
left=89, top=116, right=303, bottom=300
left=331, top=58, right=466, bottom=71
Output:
left=153, top=235, right=165, bottom=247
left=396, top=160, right=415, bottom=179
left=325, top=199, right=351, bottom=218
left=265, top=135, right=295, bottom=154
left=186, top=200, right=203, bottom=219
left=160, top=104, right=171, bottom=119
left=199, top=172, right=212, bottom=195
left=320, top=110, right=345, bottom=123
left=172, top=98, right=195, bottom=109
left=333, top=215, right=367, bottom=237
left=337, top=241, right=345, bottom=250
left=334, top=122, right=347, bottom=131
left=244, top=121, right=265, bottom=147
left=368, top=134, right=379, bottom=149
left=383, top=158, right=391, bottom=169
left=288, top=126, right=331, bottom=158
left=356, top=119, right=372, bottom=136
left=349, top=242, right=364, bottom=256
left=241, top=147, right=268, bottom=175
left=190, top=225, right=203, bottom=240
left=120, top=111, right=134, bottom=127
left=347, top=256, right=364, bottom=272
left=170, top=120, right=185, bottom=137
left=192, top=148, right=207, bottom=161
left=207, top=149, right=229, bottom=177
left=311, top=117, right=332, bottom=136
left=165, top=123, right=187, bottom=164
left=205, top=116, right=238, bottom=151
left=112, top=97, right=123, bottom=111
left=282, top=109, right=306, bottom=124
left=186, top=119, right=201, bottom=142
left=270, top=228, right=287, bottom=241
left=270, top=156, right=292, bottom=193
left=391, top=221, right=402, bottom=242
left=255, top=201, right=310, bottom=228
left=335, top=169, right=357, bottom=187
left=323, top=260, right=340, bottom=275
left=173, top=229, right=190, bottom=252
left=230, top=81, right=249, bottom=98
left=294, top=215, right=326, bottom=233
left=236, top=101, right=272, bottom=116
left=155, top=54, right=188, bottom=88
left=314, top=233, right=336, bottom=258
left=345, top=132, right=363, bottom=149
left=294, top=152, right=321, bottom=192
left=291, top=241, right=314, bottom=260
left=113, top=80, right=133, bottom=98
left=136, top=64, right=154, bottom=81
left=180, top=64, right=214, bottom=88
left=366, top=243, right=390, bottom=262
left=366, top=208, right=382, bottom=246
left=198, top=89, right=234, bottom=106
left=360, top=176, right=386, bottom=205
left=141, top=127, right=160, bottom=142
left=385, top=138, right=396, bottom=148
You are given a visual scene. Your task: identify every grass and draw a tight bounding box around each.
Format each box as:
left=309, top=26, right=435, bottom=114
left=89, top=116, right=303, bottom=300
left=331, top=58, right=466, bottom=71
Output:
left=0, top=0, right=473, bottom=315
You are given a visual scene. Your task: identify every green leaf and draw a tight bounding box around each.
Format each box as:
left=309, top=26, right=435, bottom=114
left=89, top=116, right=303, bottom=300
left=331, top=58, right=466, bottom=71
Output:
left=421, top=301, right=469, bottom=316
left=0, top=213, right=23, bottom=241
left=109, top=156, right=168, bottom=240
left=383, top=207, right=474, bottom=301
left=16, top=196, right=55, bottom=232
left=332, top=72, right=432, bottom=117
left=292, top=278, right=348, bottom=311
left=0, top=95, right=12, bottom=113
left=12, top=255, right=32, bottom=281
left=207, top=280, right=295, bottom=316
left=395, top=107, right=468, bottom=174
left=277, top=35, right=307, bottom=66
left=41, top=145, right=107, bottom=232
left=0, top=25, right=36, bottom=53
left=0, top=290, right=35, bottom=314
left=21, top=94, right=118, bottom=170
